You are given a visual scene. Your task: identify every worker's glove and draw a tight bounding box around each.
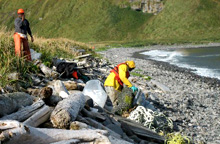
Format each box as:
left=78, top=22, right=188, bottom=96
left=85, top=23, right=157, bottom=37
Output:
left=130, top=86, right=138, bottom=92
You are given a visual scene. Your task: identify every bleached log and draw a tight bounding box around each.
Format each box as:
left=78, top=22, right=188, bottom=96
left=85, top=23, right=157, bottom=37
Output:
left=68, top=90, right=81, bottom=95
left=77, top=59, right=87, bottom=66
left=0, top=100, right=44, bottom=121
left=108, top=136, right=132, bottom=144
left=50, top=93, right=85, bottom=129
left=85, top=117, right=121, bottom=139
left=54, top=80, right=69, bottom=98
left=23, top=105, right=52, bottom=127
left=0, top=120, right=110, bottom=144
left=39, top=63, right=59, bottom=78
left=70, top=121, right=88, bottom=130
left=50, top=139, right=80, bottom=144
left=27, top=87, right=53, bottom=100
left=76, top=115, right=90, bottom=124
left=0, top=92, right=33, bottom=117
left=76, top=54, right=91, bottom=59
left=116, top=116, right=165, bottom=143
left=63, top=81, right=78, bottom=90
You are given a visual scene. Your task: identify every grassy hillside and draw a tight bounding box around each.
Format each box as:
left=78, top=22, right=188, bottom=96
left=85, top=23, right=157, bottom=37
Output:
left=142, top=0, right=220, bottom=44
left=0, top=30, right=89, bottom=87
left=0, top=0, right=151, bottom=43
left=0, top=0, right=220, bottom=45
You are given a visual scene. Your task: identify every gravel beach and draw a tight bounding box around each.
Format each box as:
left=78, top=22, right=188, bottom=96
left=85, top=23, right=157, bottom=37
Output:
left=100, top=45, right=220, bottom=144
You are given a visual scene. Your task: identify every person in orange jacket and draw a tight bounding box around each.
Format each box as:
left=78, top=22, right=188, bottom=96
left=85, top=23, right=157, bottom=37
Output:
left=14, top=9, right=34, bottom=61
left=104, top=61, right=138, bottom=108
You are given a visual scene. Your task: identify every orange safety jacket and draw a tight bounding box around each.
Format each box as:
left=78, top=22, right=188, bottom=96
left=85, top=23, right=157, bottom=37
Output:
left=110, top=63, right=130, bottom=86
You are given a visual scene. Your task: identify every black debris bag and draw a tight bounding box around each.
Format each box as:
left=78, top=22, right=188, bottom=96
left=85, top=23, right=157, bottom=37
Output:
left=56, top=62, right=78, bottom=78
left=52, top=59, right=89, bottom=82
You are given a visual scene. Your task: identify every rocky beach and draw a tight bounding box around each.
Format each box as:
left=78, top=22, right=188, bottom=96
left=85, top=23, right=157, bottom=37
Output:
left=100, top=45, right=220, bottom=144
left=1, top=43, right=220, bottom=144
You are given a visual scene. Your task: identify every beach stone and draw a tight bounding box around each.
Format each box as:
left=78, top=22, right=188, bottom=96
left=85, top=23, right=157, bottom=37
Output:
left=85, top=96, right=94, bottom=107
left=45, top=95, right=62, bottom=106
left=101, top=47, right=220, bottom=143
left=0, top=92, right=33, bottom=117
left=114, top=87, right=134, bottom=115
left=102, top=117, right=113, bottom=126
left=122, top=133, right=134, bottom=143
left=129, top=135, right=141, bottom=143
left=106, top=124, right=124, bottom=136
left=148, top=92, right=159, bottom=101
left=93, top=105, right=104, bottom=112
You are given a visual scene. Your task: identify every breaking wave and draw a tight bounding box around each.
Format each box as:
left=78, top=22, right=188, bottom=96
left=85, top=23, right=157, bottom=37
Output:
left=140, top=50, right=220, bottom=80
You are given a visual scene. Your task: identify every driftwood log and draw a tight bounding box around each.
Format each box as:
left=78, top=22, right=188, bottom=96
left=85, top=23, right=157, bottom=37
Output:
left=0, top=120, right=110, bottom=144
left=81, top=108, right=106, bottom=121
left=116, top=116, right=165, bottom=143
left=70, top=121, right=88, bottom=130
left=27, top=87, right=53, bottom=100
left=0, top=92, right=33, bottom=117
left=108, top=136, right=132, bottom=144
left=50, top=93, right=85, bottom=128
left=85, top=117, right=121, bottom=139
left=39, top=63, right=59, bottom=78
left=0, top=100, right=44, bottom=121
left=63, top=81, right=78, bottom=90
left=50, top=139, right=80, bottom=144
left=44, top=95, right=62, bottom=106
left=23, top=105, right=52, bottom=127
left=76, top=54, right=91, bottom=59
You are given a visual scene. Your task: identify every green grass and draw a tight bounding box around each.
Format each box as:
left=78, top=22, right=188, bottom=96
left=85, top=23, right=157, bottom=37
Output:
left=0, top=32, right=35, bottom=88
left=130, top=72, right=152, bottom=80
left=0, top=31, right=89, bottom=88
left=134, top=69, right=143, bottom=72
left=131, top=69, right=152, bottom=80
left=131, top=72, right=144, bottom=77
left=0, top=0, right=220, bottom=45
left=0, top=0, right=151, bottom=43
left=142, top=0, right=220, bottom=43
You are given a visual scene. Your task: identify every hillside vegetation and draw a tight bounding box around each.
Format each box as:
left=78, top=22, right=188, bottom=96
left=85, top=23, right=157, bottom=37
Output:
left=0, top=0, right=150, bottom=43
left=142, top=0, right=220, bottom=44
left=0, top=30, right=89, bottom=87
left=0, top=0, right=220, bottom=45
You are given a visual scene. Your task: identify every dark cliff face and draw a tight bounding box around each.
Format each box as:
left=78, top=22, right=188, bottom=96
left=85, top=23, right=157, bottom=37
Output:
left=127, top=0, right=164, bottom=15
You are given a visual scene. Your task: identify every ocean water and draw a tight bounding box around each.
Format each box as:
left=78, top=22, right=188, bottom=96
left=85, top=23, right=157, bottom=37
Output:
left=140, top=47, right=220, bottom=80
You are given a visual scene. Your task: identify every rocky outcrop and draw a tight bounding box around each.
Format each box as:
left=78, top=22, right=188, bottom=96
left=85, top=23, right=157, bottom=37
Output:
left=129, top=0, right=164, bottom=15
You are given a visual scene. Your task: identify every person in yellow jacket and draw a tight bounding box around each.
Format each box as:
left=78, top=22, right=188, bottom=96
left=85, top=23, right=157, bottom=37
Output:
left=104, top=61, right=138, bottom=108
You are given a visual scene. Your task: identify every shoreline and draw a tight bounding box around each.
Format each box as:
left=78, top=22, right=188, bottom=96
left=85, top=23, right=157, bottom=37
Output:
left=133, top=51, right=220, bottom=88
left=100, top=46, right=220, bottom=143
left=117, top=42, right=220, bottom=50
left=103, top=44, right=220, bottom=87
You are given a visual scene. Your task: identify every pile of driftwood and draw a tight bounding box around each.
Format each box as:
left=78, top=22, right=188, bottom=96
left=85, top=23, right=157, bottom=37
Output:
left=0, top=54, right=164, bottom=144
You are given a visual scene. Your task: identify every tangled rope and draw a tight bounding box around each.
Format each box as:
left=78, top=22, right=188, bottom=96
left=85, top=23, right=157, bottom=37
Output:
left=128, top=106, right=173, bottom=133
left=166, top=133, right=191, bottom=144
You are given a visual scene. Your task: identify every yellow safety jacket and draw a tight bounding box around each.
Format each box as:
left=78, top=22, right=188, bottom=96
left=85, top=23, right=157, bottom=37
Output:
left=104, top=63, right=132, bottom=91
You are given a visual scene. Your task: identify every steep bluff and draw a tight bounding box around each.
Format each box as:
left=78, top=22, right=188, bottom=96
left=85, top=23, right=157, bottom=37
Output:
left=119, top=0, right=164, bottom=15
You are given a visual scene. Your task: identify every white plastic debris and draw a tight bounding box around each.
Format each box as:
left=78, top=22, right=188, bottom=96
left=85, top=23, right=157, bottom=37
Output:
left=54, top=80, right=70, bottom=98
left=83, top=80, right=107, bottom=108
left=30, top=49, right=42, bottom=60
left=59, top=91, right=69, bottom=99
